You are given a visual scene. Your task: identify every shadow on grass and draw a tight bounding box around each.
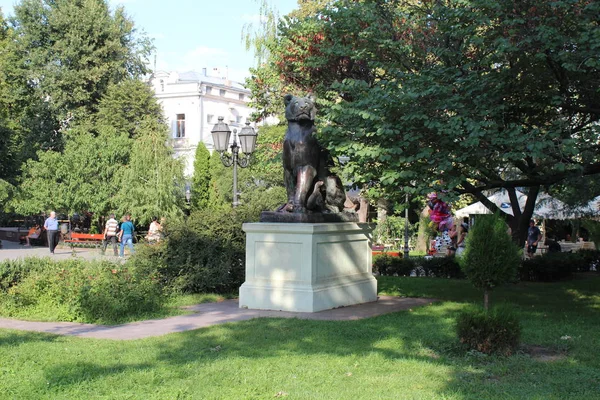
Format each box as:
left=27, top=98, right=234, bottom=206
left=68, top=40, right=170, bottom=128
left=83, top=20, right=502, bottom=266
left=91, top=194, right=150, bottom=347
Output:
left=6, top=274, right=599, bottom=398
left=44, top=362, right=153, bottom=389
left=0, top=330, right=61, bottom=347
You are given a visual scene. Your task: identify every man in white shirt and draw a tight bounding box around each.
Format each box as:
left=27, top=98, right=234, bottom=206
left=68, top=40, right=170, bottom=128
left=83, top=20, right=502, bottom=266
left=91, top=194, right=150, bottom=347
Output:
left=102, top=213, right=120, bottom=256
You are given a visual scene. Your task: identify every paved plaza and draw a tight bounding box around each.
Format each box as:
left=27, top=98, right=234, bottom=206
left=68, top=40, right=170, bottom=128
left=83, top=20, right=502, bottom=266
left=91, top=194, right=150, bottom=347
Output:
left=0, top=239, right=122, bottom=263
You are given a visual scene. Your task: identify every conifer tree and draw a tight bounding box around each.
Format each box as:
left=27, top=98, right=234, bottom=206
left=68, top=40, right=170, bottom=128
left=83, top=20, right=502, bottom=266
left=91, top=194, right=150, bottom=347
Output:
left=459, top=214, right=521, bottom=310
left=191, top=142, right=211, bottom=211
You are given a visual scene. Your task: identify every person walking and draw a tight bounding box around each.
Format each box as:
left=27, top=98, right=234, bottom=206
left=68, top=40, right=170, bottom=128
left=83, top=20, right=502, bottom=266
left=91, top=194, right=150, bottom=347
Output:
left=102, top=214, right=120, bottom=256
left=118, top=214, right=135, bottom=258
left=43, top=211, right=59, bottom=254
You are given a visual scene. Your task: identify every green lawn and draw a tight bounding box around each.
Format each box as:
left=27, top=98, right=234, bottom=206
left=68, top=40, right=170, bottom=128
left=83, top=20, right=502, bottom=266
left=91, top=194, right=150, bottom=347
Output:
left=1, top=275, right=599, bottom=399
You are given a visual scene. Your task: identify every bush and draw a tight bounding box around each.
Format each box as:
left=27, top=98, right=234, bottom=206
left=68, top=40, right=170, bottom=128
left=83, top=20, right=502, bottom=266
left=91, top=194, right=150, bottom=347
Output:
left=0, top=258, right=164, bottom=324
left=373, top=255, right=414, bottom=276
left=456, top=305, right=521, bottom=356
left=419, top=256, right=464, bottom=278
left=519, top=250, right=600, bottom=281
left=520, top=253, right=573, bottom=282
left=374, top=255, right=464, bottom=279
left=132, top=207, right=248, bottom=294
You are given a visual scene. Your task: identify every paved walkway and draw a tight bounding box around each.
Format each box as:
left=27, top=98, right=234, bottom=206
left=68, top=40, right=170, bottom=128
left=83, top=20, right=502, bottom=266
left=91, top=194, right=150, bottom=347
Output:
left=0, top=296, right=436, bottom=340
left=0, top=239, right=124, bottom=262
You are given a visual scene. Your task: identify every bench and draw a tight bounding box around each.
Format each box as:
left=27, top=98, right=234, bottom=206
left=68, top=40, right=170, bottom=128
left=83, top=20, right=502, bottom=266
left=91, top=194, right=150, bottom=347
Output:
left=63, top=232, right=105, bottom=248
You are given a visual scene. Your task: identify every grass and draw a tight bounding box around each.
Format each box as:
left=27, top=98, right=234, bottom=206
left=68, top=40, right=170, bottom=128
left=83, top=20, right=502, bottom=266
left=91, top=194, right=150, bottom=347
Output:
left=1, top=275, right=599, bottom=399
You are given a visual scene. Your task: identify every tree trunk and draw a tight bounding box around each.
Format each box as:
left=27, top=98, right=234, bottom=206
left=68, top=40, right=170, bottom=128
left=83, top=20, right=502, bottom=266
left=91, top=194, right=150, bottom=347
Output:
left=484, top=290, right=489, bottom=311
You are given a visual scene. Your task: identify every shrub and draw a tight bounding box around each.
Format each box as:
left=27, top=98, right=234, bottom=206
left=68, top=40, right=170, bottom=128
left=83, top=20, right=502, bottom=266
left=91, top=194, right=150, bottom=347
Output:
left=0, top=258, right=164, bottom=324
left=459, top=214, right=521, bottom=310
left=519, top=250, right=600, bottom=281
left=132, top=207, right=248, bottom=294
left=456, top=305, right=521, bottom=356
left=570, top=249, right=600, bottom=272
left=419, top=256, right=464, bottom=278
left=374, top=255, right=464, bottom=279
left=520, top=253, right=573, bottom=281
left=373, top=255, right=414, bottom=276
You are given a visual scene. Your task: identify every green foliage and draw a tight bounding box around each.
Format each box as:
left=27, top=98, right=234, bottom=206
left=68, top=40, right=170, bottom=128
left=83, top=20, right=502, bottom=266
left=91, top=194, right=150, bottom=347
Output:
left=248, top=124, right=285, bottom=186
left=131, top=208, right=248, bottom=294
left=260, top=0, right=600, bottom=244
left=95, top=79, right=165, bottom=137
left=0, top=0, right=153, bottom=215
left=116, top=118, right=185, bottom=225
left=456, top=305, right=522, bottom=356
left=207, top=124, right=287, bottom=211
left=374, top=255, right=464, bottom=279
left=11, top=0, right=150, bottom=119
left=2, top=276, right=600, bottom=398
left=13, top=80, right=183, bottom=226
left=459, top=214, right=521, bottom=308
left=373, top=254, right=411, bottom=277
left=191, top=142, right=211, bottom=211
left=207, top=150, right=234, bottom=210
left=0, top=257, right=164, bottom=324
left=582, top=220, right=600, bottom=248
left=131, top=186, right=280, bottom=295
left=416, top=256, right=464, bottom=279
left=372, top=215, right=416, bottom=247
left=520, top=250, right=600, bottom=282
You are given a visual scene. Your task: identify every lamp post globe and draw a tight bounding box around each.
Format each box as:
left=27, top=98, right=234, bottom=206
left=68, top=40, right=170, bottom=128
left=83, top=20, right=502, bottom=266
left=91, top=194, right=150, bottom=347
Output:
left=238, top=122, right=258, bottom=155
left=210, top=117, right=232, bottom=153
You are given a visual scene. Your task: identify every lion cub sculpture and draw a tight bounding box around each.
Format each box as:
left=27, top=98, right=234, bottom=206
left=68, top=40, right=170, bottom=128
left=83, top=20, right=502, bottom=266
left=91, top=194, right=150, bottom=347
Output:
left=280, top=94, right=346, bottom=214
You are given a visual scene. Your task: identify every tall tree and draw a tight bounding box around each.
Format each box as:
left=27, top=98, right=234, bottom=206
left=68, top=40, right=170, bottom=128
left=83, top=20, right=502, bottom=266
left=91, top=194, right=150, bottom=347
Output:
left=10, top=0, right=150, bottom=119
left=191, top=142, right=211, bottom=211
left=0, top=0, right=151, bottom=184
left=116, top=117, right=185, bottom=224
left=256, top=0, right=600, bottom=244
left=14, top=80, right=182, bottom=226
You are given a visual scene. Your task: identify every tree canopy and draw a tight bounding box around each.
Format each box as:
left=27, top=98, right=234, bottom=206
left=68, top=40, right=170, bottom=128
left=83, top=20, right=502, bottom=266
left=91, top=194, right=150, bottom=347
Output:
left=0, top=0, right=152, bottom=191
left=252, top=0, right=600, bottom=243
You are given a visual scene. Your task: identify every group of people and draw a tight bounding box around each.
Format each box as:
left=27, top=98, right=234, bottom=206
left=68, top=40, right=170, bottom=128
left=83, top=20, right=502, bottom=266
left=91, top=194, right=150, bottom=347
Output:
left=427, top=192, right=470, bottom=257
left=101, top=213, right=137, bottom=258
left=101, top=214, right=163, bottom=257
left=37, top=211, right=162, bottom=258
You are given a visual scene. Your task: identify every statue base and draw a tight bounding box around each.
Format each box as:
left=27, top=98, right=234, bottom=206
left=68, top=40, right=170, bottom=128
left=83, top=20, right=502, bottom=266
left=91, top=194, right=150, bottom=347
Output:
left=260, top=211, right=358, bottom=223
left=239, top=222, right=377, bottom=313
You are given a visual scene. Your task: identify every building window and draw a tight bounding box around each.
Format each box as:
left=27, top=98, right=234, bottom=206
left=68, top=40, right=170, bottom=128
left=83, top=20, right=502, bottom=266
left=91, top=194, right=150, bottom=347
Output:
left=176, top=114, right=185, bottom=138
left=160, top=79, right=164, bottom=92
left=238, top=93, right=244, bottom=101
left=236, top=115, right=243, bottom=124
left=206, top=86, right=212, bottom=95
left=219, top=89, right=226, bottom=97
left=207, top=114, right=213, bottom=124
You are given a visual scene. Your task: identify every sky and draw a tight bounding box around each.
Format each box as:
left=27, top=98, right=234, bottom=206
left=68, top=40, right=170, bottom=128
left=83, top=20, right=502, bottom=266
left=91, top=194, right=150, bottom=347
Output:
left=0, top=0, right=300, bottom=83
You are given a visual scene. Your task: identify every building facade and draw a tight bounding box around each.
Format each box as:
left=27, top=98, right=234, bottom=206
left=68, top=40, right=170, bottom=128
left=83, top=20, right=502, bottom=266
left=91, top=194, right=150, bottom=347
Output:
left=149, top=69, right=254, bottom=176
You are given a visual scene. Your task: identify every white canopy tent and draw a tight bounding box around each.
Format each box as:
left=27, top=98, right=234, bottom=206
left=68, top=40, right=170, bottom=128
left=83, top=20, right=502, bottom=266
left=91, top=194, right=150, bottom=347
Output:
left=454, top=190, right=599, bottom=220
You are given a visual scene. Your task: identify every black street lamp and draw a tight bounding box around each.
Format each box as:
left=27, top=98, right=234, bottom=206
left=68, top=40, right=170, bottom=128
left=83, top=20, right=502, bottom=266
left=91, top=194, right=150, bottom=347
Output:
left=211, top=117, right=257, bottom=207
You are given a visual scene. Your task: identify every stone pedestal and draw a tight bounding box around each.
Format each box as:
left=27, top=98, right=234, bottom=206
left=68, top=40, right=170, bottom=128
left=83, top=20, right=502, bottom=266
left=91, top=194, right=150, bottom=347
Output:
left=239, top=222, right=377, bottom=312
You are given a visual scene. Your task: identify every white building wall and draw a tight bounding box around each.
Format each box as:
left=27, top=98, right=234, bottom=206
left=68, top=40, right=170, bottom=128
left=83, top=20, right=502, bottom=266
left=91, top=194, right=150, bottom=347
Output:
left=149, top=70, right=254, bottom=177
